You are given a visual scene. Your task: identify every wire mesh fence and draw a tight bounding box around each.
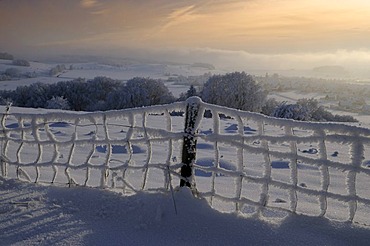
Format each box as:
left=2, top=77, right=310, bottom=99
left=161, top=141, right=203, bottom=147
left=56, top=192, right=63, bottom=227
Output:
left=1, top=97, right=370, bottom=224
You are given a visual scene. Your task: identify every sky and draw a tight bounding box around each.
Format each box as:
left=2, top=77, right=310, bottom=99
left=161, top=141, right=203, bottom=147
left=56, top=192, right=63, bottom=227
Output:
left=1, top=0, right=370, bottom=71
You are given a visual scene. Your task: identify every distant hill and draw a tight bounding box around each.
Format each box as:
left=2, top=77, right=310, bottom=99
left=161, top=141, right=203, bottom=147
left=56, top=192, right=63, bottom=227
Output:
left=312, top=65, right=349, bottom=77
left=191, top=62, right=215, bottom=70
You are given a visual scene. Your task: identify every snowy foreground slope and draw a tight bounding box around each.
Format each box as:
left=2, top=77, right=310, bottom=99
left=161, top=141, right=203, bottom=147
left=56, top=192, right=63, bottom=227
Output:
left=1, top=177, right=370, bottom=246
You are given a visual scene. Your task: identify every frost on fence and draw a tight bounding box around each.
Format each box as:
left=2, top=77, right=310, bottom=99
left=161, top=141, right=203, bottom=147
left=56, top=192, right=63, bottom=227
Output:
left=192, top=102, right=370, bottom=224
left=1, top=98, right=370, bottom=225
left=0, top=102, right=186, bottom=193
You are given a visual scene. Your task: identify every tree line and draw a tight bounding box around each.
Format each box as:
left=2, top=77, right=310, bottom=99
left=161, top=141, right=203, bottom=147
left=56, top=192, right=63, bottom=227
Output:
left=0, top=72, right=357, bottom=122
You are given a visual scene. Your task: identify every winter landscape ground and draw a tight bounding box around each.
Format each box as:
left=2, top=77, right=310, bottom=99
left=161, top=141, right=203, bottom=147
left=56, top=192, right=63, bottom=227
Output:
left=1, top=58, right=370, bottom=245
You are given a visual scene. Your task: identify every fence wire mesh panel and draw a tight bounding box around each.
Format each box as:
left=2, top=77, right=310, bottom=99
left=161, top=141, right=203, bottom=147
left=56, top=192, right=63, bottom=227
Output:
left=191, top=101, right=370, bottom=224
left=1, top=97, right=370, bottom=224
left=0, top=102, right=187, bottom=194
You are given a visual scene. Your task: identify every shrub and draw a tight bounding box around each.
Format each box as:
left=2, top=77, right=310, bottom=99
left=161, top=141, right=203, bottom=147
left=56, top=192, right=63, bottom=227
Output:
left=272, top=98, right=358, bottom=122
left=4, top=68, right=20, bottom=77
left=46, top=96, right=70, bottom=110
left=12, top=59, right=30, bottom=67
left=0, top=52, right=14, bottom=60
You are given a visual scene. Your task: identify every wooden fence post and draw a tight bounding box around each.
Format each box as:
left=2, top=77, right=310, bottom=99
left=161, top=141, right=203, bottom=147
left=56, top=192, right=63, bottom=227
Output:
left=180, top=97, right=201, bottom=187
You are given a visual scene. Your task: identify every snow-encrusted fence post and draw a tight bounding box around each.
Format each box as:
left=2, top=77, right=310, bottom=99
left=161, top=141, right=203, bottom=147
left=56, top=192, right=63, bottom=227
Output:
left=180, top=97, right=201, bottom=188
left=0, top=104, right=11, bottom=177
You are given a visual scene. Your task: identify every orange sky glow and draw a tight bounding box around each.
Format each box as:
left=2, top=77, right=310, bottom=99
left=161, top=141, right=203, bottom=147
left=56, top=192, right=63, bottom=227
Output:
left=1, top=0, right=370, bottom=70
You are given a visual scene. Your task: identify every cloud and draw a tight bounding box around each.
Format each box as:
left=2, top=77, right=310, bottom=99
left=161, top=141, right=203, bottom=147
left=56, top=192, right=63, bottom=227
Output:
left=168, top=5, right=196, bottom=19
left=80, top=0, right=108, bottom=15
left=91, top=9, right=109, bottom=15
left=80, top=0, right=99, bottom=8
left=159, top=5, right=203, bottom=33
left=132, top=46, right=370, bottom=73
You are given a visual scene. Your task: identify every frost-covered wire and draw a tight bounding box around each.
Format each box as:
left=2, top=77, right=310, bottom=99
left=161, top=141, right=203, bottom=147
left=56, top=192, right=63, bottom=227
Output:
left=1, top=98, right=370, bottom=224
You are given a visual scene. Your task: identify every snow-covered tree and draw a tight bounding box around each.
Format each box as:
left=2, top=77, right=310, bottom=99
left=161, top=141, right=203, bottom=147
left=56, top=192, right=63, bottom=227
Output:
left=87, top=77, right=121, bottom=103
left=297, top=98, right=320, bottom=119
left=46, top=78, right=88, bottom=110
left=272, top=98, right=358, bottom=122
left=178, top=85, right=198, bottom=101
left=4, top=68, right=20, bottom=78
left=201, top=72, right=266, bottom=112
left=0, top=52, right=14, bottom=60
left=0, top=74, right=11, bottom=81
left=0, top=90, right=13, bottom=105
left=55, top=78, right=91, bottom=111
left=186, top=85, right=197, bottom=98
left=84, top=77, right=121, bottom=111
left=49, top=64, right=66, bottom=76
left=123, top=77, right=175, bottom=108
left=272, top=102, right=309, bottom=121
left=12, top=59, right=30, bottom=67
left=0, top=75, right=174, bottom=111
left=2, top=77, right=122, bottom=111
left=106, top=77, right=175, bottom=109
left=11, top=83, right=50, bottom=108
left=261, top=98, right=279, bottom=116
left=46, top=96, right=70, bottom=110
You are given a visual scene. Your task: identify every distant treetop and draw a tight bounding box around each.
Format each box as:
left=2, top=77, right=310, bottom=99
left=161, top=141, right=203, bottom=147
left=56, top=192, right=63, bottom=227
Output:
left=12, top=59, right=30, bottom=67
left=0, top=52, right=14, bottom=60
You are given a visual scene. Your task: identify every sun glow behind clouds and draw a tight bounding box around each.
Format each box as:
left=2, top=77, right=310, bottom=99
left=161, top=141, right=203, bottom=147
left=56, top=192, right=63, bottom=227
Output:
left=1, top=0, right=370, bottom=52
left=80, top=0, right=99, bottom=8
left=144, top=0, right=370, bottom=52
left=1, top=0, right=370, bottom=71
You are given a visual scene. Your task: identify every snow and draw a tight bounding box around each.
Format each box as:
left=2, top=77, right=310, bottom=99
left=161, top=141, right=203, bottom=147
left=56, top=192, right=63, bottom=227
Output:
left=1, top=98, right=370, bottom=245
left=0, top=59, right=221, bottom=97
left=1, top=177, right=370, bottom=246
left=1, top=59, right=370, bottom=244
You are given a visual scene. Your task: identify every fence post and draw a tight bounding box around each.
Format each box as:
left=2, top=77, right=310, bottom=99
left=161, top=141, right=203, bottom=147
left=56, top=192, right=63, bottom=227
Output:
left=0, top=104, right=10, bottom=177
left=180, top=97, right=201, bottom=187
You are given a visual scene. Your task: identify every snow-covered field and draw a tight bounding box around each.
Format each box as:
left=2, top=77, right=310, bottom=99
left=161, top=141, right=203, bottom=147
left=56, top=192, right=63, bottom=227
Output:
left=1, top=177, right=370, bottom=246
left=1, top=59, right=370, bottom=245
left=0, top=59, right=221, bottom=97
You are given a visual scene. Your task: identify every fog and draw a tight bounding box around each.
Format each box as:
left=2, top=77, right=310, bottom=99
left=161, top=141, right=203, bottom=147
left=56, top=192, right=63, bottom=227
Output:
left=3, top=44, right=369, bottom=80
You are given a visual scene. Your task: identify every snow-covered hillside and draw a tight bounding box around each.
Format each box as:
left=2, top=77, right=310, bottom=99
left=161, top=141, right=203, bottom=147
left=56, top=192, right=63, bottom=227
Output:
left=0, top=58, right=221, bottom=97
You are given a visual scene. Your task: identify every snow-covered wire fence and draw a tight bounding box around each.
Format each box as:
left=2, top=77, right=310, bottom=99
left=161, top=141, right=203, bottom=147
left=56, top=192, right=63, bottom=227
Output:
left=1, top=97, right=370, bottom=224
left=0, top=101, right=188, bottom=192
left=192, top=99, right=370, bottom=225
